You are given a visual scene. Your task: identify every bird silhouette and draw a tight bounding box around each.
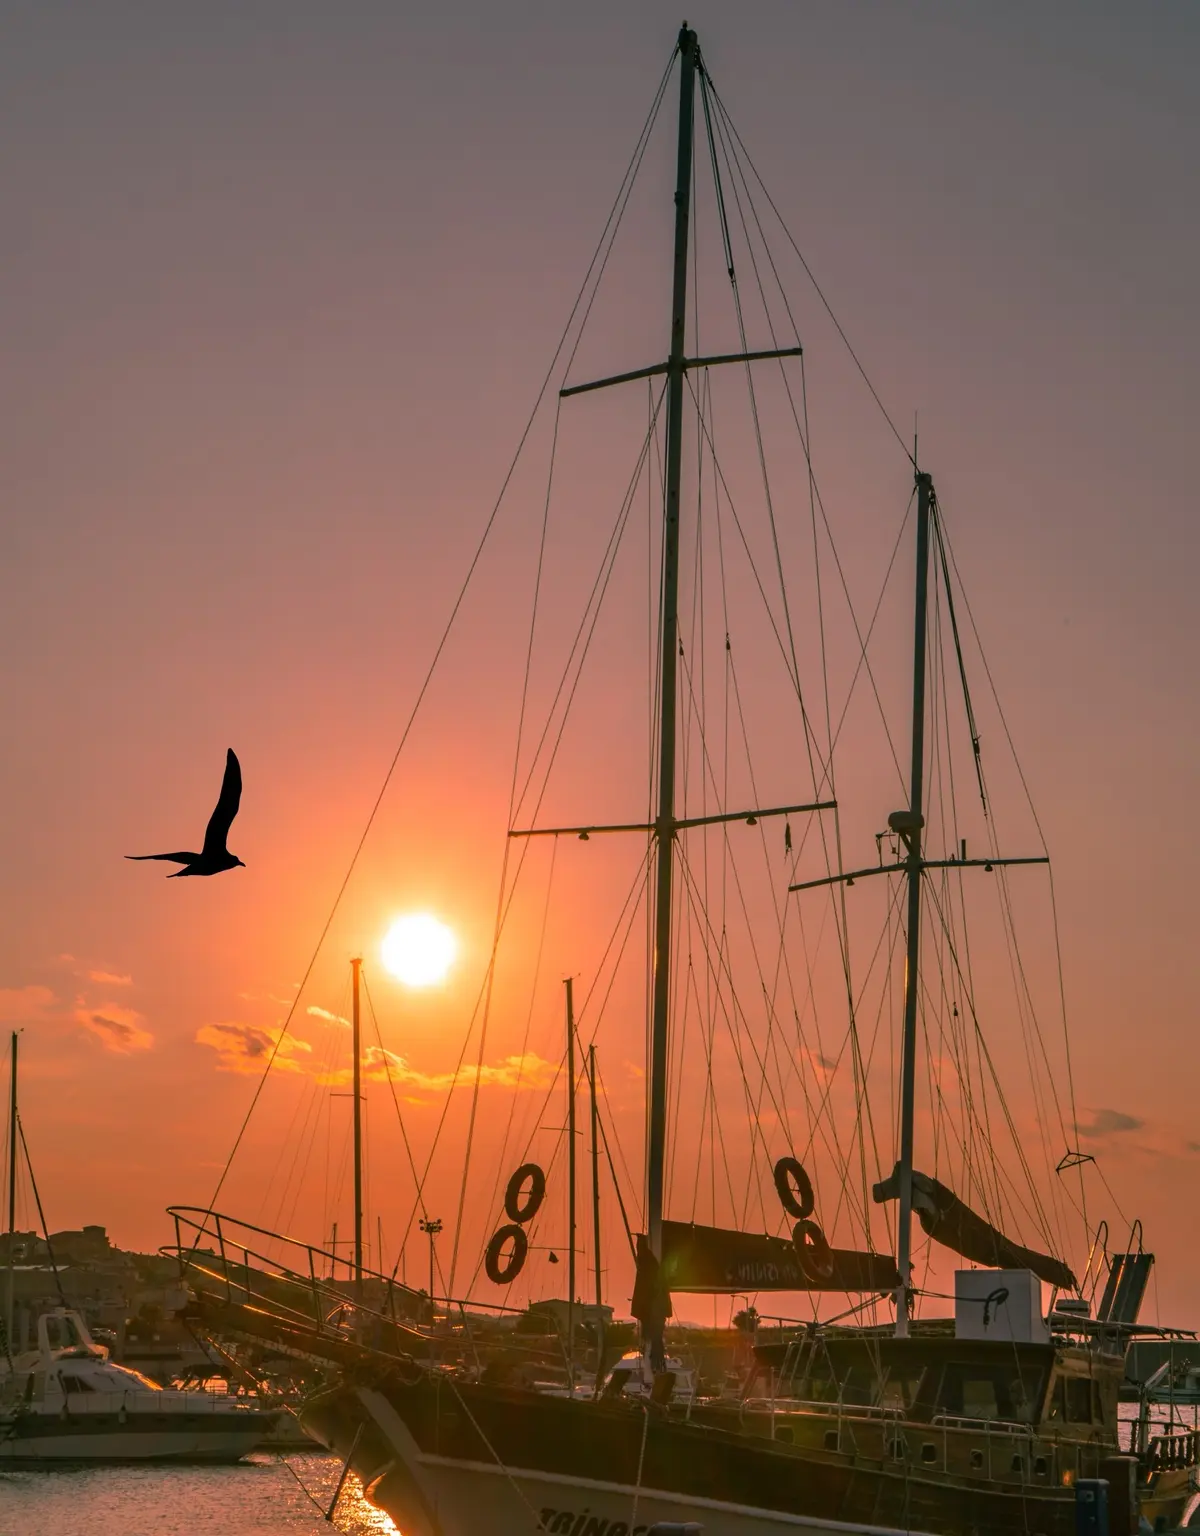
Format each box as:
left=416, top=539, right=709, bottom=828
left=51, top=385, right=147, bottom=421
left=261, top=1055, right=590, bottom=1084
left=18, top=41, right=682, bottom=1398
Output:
left=126, top=748, right=245, bottom=878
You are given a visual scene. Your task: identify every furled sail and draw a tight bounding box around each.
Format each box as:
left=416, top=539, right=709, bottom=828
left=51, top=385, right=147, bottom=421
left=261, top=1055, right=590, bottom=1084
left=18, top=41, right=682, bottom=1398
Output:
left=654, top=1219, right=901, bottom=1294
left=872, top=1163, right=1076, bottom=1291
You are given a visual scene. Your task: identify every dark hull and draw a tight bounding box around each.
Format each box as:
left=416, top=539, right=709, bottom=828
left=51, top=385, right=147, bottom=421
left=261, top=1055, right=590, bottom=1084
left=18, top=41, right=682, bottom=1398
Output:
left=0, top=1407, right=274, bottom=1465
left=302, top=1370, right=1089, bottom=1536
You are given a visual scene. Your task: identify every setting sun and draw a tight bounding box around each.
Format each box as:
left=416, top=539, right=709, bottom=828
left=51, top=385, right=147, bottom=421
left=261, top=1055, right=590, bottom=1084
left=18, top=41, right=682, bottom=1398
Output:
left=381, top=913, right=457, bottom=987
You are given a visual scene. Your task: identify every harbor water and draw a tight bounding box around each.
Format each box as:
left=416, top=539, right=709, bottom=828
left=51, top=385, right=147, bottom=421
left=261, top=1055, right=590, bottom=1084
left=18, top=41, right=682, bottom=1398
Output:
left=0, top=1453, right=398, bottom=1536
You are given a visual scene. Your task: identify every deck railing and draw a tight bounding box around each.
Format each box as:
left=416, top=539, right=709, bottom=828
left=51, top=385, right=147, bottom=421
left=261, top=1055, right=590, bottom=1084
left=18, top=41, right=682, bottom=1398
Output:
left=1143, top=1427, right=1200, bottom=1471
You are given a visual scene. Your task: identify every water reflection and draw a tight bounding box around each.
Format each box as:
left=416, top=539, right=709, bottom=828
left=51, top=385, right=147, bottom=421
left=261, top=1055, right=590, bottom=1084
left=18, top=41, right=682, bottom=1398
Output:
left=0, top=1452, right=400, bottom=1536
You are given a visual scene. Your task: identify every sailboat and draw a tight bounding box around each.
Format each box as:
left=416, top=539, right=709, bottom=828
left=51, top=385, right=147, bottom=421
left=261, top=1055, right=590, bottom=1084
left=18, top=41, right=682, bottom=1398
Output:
left=0, top=1033, right=276, bottom=1463
left=171, top=23, right=1196, bottom=1535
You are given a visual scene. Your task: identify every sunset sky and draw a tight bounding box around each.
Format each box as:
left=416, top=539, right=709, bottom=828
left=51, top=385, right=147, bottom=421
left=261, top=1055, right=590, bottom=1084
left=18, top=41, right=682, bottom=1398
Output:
left=1, top=3, right=1197, bottom=1327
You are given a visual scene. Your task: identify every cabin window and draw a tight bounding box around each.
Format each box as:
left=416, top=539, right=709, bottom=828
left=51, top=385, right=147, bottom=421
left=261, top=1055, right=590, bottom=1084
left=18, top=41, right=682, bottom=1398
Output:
left=878, top=1368, right=927, bottom=1413
left=60, top=1373, right=96, bottom=1393
left=1034, top=1457, right=1048, bottom=1478
left=1010, top=1453, right=1024, bottom=1475
left=800, top=1365, right=875, bottom=1407
left=1065, top=1378, right=1093, bottom=1424
left=824, top=1429, right=840, bottom=1452
left=889, top=1438, right=906, bottom=1460
left=797, top=1370, right=837, bottom=1404
left=921, top=1443, right=937, bottom=1464
left=970, top=1449, right=984, bottom=1470
left=936, top=1363, right=1040, bottom=1424
left=839, top=1367, right=877, bottom=1407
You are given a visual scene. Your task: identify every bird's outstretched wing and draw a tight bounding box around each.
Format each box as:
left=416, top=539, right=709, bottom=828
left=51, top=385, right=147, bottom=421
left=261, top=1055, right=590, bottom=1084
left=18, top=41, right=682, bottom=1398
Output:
left=202, top=748, right=242, bottom=858
left=126, top=852, right=197, bottom=864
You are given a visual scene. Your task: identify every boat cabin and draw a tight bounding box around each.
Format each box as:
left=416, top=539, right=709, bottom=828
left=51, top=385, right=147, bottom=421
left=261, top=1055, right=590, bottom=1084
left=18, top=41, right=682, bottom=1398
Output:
left=752, top=1333, right=1121, bottom=1441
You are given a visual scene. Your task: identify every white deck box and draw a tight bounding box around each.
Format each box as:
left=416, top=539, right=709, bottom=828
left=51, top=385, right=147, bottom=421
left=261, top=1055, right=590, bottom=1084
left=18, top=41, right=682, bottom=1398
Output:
left=954, top=1268, right=1047, bottom=1343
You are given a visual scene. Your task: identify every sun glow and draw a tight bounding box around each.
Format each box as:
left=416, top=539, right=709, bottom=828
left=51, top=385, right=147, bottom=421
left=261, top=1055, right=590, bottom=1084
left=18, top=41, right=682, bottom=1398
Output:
left=381, top=913, right=457, bottom=988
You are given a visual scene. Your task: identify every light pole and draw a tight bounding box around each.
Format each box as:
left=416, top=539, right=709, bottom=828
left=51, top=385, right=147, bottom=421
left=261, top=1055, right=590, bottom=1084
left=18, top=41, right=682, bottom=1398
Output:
left=419, top=1217, right=442, bottom=1312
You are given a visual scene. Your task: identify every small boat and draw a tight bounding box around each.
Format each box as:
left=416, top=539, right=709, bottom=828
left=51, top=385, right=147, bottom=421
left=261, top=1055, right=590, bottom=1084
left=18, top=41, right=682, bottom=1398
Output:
left=0, top=1307, right=275, bottom=1464
left=0, top=1030, right=276, bottom=1464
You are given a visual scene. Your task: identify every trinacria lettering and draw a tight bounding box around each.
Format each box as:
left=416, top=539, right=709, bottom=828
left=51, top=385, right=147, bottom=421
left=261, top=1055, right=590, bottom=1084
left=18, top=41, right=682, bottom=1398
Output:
left=537, top=1510, right=651, bottom=1536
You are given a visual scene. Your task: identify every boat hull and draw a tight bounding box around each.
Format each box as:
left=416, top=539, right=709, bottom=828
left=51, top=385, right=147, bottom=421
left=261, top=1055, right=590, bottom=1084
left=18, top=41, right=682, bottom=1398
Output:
left=302, top=1374, right=1087, bottom=1536
left=0, top=1408, right=272, bottom=1465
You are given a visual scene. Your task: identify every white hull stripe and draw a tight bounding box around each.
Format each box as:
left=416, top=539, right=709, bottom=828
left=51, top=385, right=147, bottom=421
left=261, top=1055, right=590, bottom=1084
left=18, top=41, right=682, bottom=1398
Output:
left=416, top=1454, right=932, bottom=1536
left=354, top=1387, right=930, bottom=1536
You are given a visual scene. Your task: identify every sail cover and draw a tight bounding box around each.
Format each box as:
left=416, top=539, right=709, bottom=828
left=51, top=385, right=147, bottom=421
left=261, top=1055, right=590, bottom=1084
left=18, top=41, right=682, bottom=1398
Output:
left=655, top=1219, right=901, bottom=1294
left=872, top=1163, right=1076, bottom=1291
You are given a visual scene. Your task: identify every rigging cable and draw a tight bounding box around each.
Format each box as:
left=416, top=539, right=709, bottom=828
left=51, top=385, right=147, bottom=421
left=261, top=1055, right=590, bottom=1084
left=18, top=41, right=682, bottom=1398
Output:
left=16, top=1118, right=66, bottom=1307
left=706, top=84, right=895, bottom=1244
left=704, top=77, right=915, bottom=469
left=936, top=513, right=1087, bottom=1246
left=196, top=46, right=678, bottom=1240
left=360, top=970, right=428, bottom=1228
left=450, top=48, right=680, bottom=1289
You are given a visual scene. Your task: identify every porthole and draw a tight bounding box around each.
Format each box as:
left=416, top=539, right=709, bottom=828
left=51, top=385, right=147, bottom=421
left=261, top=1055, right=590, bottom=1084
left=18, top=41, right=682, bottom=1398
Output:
left=970, top=1449, right=984, bottom=1470
left=921, top=1443, right=937, bottom=1464
left=824, top=1429, right=839, bottom=1452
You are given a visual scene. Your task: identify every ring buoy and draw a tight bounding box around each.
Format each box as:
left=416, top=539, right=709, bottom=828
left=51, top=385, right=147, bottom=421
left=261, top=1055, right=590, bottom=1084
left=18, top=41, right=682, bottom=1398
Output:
left=504, top=1162, right=546, bottom=1224
left=773, top=1156, right=815, bottom=1220
left=485, top=1223, right=529, bottom=1284
left=793, top=1218, right=835, bottom=1282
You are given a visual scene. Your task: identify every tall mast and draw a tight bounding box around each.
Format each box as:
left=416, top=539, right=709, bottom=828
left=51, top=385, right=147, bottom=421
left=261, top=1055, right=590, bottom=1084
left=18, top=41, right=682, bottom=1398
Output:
left=565, top=977, right=577, bottom=1391
left=894, top=470, right=933, bottom=1337
left=646, top=22, right=698, bottom=1264
left=588, top=1044, right=605, bottom=1394
left=4, top=1032, right=15, bottom=1357
left=351, top=956, right=364, bottom=1313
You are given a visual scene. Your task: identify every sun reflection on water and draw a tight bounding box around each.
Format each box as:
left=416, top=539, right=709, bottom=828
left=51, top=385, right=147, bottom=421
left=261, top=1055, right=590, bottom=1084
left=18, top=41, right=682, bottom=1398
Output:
left=334, top=1472, right=402, bottom=1536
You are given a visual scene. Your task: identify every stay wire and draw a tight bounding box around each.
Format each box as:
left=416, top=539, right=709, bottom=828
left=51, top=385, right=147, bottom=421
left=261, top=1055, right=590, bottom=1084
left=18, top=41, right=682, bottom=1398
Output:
left=938, top=513, right=1088, bottom=1242
left=710, top=82, right=907, bottom=793
left=360, top=970, right=427, bottom=1230
left=704, top=75, right=915, bottom=468
left=197, top=48, right=677, bottom=1237
left=16, top=1118, right=66, bottom=1306
left=450, top=53, right=675, bottom=1294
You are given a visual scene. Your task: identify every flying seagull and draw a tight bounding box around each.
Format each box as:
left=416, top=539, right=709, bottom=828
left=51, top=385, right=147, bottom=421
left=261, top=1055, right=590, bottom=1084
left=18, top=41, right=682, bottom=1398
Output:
left=126, top=748, right=245, bottom=877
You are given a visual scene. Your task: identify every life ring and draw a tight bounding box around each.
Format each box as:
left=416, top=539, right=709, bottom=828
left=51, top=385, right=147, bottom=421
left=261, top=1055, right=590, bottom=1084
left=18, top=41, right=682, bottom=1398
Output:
left=773, top=1156, right=815, bottom=1220
left=485, top=1223, right=529, bottom=1284
left=504, top=1162, right=546, bottom=1224
left=793, top=1218, right=835, bottom=1282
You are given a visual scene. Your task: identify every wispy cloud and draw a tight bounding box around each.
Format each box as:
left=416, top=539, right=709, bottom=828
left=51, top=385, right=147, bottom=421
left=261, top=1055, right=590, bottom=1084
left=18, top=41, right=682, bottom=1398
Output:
left=196, top=1021, right=313, bottom=1075
left=76, top=1002, right=152, bottom=1053
left=1076, top=1107, right=1144, bottom=1139
left=88, top=969, right=132, bottom=988
left=307, top=1005, right=350, bottom=1027
left=0, top=985, right=57, bottom=1023
left=319, top=1048, right=558, bottom=1093
left=799, top=1046, right=837, bottom=1085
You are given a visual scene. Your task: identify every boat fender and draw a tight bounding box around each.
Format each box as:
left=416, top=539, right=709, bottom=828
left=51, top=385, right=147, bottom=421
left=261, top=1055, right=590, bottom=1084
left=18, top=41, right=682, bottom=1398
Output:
left=485, top=1222, right=529, bottom=1284
left=773, top=1156, right=815, bottom=1220
left=504, top=1162, right=547, bottom=1224
left=793, top=1218, right=835, bottom=1281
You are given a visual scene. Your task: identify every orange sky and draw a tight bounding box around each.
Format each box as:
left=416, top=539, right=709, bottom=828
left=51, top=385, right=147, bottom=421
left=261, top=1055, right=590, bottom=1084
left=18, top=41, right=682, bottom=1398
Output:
left=1, top=3, right=1197, bottom=1329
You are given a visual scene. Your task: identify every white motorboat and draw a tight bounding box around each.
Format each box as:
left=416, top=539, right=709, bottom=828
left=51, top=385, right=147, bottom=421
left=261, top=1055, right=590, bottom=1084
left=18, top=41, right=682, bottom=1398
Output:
left=0, top=1307, right=274, bottom=1463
